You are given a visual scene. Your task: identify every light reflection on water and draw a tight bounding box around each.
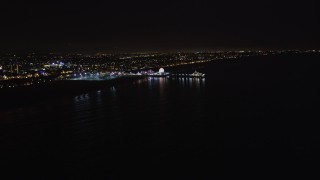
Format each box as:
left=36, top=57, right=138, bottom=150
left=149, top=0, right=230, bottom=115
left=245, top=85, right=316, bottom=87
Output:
left=147, top=77, right=205, bottom=89
left=69, top=77, right=206, bottom=121
left=0, top=74, right=216, bottom=178
left=144, top=77, right=206, bottom=106
left=110, top=86, right=117, bottom=98
left=171, top=77, right=205, bottom=90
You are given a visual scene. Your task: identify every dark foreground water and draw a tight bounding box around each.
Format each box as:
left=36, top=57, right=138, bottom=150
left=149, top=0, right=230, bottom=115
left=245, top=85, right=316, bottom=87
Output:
left=1, top=53, right=320, bottom=179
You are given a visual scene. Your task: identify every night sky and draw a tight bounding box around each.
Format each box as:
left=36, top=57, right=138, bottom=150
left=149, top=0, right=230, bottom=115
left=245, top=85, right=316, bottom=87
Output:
left=1, top=0, right=319, bottom=53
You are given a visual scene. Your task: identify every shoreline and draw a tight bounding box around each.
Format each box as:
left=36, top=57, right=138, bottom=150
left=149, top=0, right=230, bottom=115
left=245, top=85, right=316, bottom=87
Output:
left=0, top=59, right=212, bottom=111
left=0, top=76, right=144, bottom=111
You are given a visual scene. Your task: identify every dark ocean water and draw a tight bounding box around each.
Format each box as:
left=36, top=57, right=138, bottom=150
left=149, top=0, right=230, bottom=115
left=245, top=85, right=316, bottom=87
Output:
left=1, top=53, right=320, bottom=179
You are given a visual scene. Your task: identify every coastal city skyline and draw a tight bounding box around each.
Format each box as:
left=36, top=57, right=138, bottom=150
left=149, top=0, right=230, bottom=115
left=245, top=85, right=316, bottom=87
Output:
left=1, top=50, right=318, bottom=89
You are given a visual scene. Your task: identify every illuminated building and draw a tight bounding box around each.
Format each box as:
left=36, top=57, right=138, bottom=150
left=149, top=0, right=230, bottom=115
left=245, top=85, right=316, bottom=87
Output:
left=159, top=68, right=165, bottom=74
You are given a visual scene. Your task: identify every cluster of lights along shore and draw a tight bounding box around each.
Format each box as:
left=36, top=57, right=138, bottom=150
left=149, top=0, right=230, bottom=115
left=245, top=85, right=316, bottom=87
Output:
left=0, top=50, right=319, bottom=89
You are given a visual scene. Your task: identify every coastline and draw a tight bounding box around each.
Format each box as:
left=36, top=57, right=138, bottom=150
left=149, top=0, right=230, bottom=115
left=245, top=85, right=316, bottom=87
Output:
left=0, top=60, right=212, bottom=111
left=0, top=76, right=144, bottom=111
